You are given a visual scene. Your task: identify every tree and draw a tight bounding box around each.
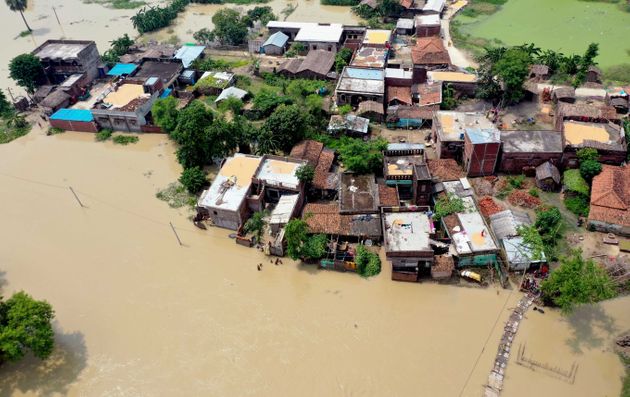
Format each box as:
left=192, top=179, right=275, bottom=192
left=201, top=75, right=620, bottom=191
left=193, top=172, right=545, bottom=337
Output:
left=101, top=35, right=135, bottom=66
left=218, top=96, right=243, bottom=115
left=441, top=83, right=457, bottom=110
left=296, top=164, right=315, bottom=184
left=260, top=104, right=306, bottom=152
left=493, top=47, right=532, bottom=104
left=355, top=245, right=381, bottom=277
left=171, top=101, right=214, bottom=168
left=579, top=159, right=602, bottom=181
left=337, top=137, right=388, bottom=174
left=252, top=89, right=292, bottom=117
left=334, top=47, right=353, bottom=73
left=301, top=234, right=327, bottom=260
left=534, top=206, right=562, bottom=239
left=284, top=218, right=310, bottom=260
left=246, top=6, right=276, bottom=25
left=574, top=43, right=599, bottom=87
left=0, top=291, right=55, bottom=362
left=9, top=54, right=44, bottom=94
left=5, top=0, right=31, bottom=32
left=540, top=250, right=616, bottom=313
left=576, top=147, right=599, bottom=162
left=244, top=210, right=268, bottom=242
left=152, top=96, right=179, bottom=133
left=254, top=128, right=280, bottom=155
left=0, top=90, right=14, bottom=118
left=179, top=166, right=208, bottom=194
left=211, top=9, right=248, bottom=46
left=193, top=28, right=214, bottom=45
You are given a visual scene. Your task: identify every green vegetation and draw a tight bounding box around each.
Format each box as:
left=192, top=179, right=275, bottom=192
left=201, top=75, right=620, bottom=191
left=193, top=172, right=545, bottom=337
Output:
left=245, top=5, right=276, bottom=25
left=353, top=0, right=402, bottom=18
left=18, top=29, right=31, bottom=37
left=296, top=164, right=315, bottom=184
left=541, top=250, right=616, bottom=313
left=337, top=137, right=387, bottom=174
left=85, top=0, right=145, bottom=9
left=112, top=135, right=139, bottom=145
left=460, top=0, right=507, bottom=18
left=355, top=245, right=381, bottom=277
left=604, top=64, right=630, bottom=84
left=285, top=42, right=307, bottom=58
left=152, top=97, right=179, bottom=133
left=507, top=174, right=525, bottom=189
left=334, top=47, right=353, bottom=73
left=0, top=96, right=30, bottom=144
left=95, top=129, right=113, bottom=141
left=5, top=0, right=31, bottom=32
left=156, top=182, right=197, bottom=208
left=193, top=57, right=250, bottom=71
left=322, top=0, right=359, bottom=5
left=131, top=0, right=187, bottom=34
left=47, top=127, right=64, bottom=135
left=519, top=206, right=564, bottom=260
left=218, top=96, right=244, bottom=115
left=0, top=291, right=55, bottom=363
left=9, top=53, right=44, bottom=94
left=434, top=193, right=466, bottom=222
left=528, top=187, right=539, bottom=198
left=193, top=28, right=214, bottom=45
left=179, top=166, right=208, bottom=194
left=564, top=195, right=590, bottom=217
left=257, top=104, right=307, bottom=153
left=621, top=352, right=630, bottom=397
left=563, top=169, right=590, bottom=197
left=455, top=0, right=630, bottom=69
left=209, top=8, right=249, bottom=45
left=338, top=104, right=352, bottom=115
left=441, top=83, right=458, bottom=110
left=284, top=218, right=327, bottom=261
left=101, top=34, right=134, bottom=67
left=244, top=210, right=268, bottom=242
left=625, top=120, right=630, bottom=161
left=577, top=148, right=602, bottom=181
left=252, top=88, right=292, bottom=117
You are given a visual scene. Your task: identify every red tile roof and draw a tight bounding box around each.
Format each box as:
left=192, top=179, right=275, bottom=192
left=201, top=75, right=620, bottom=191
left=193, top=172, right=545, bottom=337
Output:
left=588, top=164, right=630, bottom=228
left=427, top=159, right=464, bottom=181
left=303, top=203, right=343, bottom=235
left=378, top=184, right=399, bottom=207
left=387, top=86, right=413, bottom=105
left=313, top=149, right=335, bottom=190
left=415, top=82, right=442, bottom=106
left=290, top=139, right=324, bottom=166
left=400, top=0, right=413, bottom=8
left=411, top=37, right=451, bottom=66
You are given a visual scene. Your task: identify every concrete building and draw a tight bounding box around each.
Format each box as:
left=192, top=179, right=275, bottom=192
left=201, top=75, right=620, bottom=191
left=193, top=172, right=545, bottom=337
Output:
left=362, top=29, right=392, bottom=48
left=432, top=111, right=496, bottom=160
left=561, top=121, right=627, bottom=167
left=382, top=207, right=435, bottom=281
left=350, top=47, right=389, bottom=69
left=33, top=40, right=100, bottom=84
left=261, top=32, right=289, bottom=55
left=499, top=130, right=563, bottom=174
left=336, top=67, right=385, bottom=106
left=463, top=128, right=501, bottom=177
left=328, top=114, right=370, bottom=137
left=251, top=155, right=307, bottom=206
left=294, top=23, right=344, bottom=52
left=396, top=19, right=415, bottom=35
left=383, top=151, right=432, bottom=206
left=411, top=36, right=450, bottom=83
left=427, top=70, right=478, bottom=97
left=415, top=14, right=440, bottom=37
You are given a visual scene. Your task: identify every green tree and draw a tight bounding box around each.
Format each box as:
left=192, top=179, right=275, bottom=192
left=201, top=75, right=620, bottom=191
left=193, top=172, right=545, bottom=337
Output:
left=574, top=43, right=599, bottom=87
left=254, top=128, right=280, bottom=155
left=101, top=34, right=135, bottom=66
left=218, top=96, right=243, bottom=115
left=246, top=6, right=276, bottom=25
left=152, top=96, right=179, bottom=133
left=301, top=234, right=327, bottom=260
left=211, top=9, right=248, bottom=46
left=337, top=137, right=388, bottom=174
left=284, top=218, right=310, bottom=260
left=0, top=90, right=14, bottom=118
left=534, top=206, right=562, bottom=238
left=296, top=164, right=315, bottom=184
left=493, top=48, right=532, bottom=104
left=576, top=147, right=599, bottom=162
left=179, top=166, right=208, bottom=194
left=9, top=54, right=44, bottom=94
left=244, top=210, right=268, bottom=242
left=334, top=47, right=353, bottom=73
left=193, top=28, right=214, bottom=45
left=252, top=89, right=292, bottom=117
left=5, top=0, right=31, bottom=32
left=540, top=250, right=616, bottom=313
left=171, top=101, right=214, bottom=168
left=260, top=104, right=306, bottom=152
left=579, top=159, right=602, bottom=181
left=441, top=83, right=457, bottom=110
left=0, top=291, right=55, bottom=362
left=355, top=245, right=381, bottom=277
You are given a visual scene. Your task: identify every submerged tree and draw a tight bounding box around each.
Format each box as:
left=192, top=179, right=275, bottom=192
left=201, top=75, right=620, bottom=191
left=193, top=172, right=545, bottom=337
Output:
left=5, top=0, right=31, bottom=32
left=244, top=210, right=269, bottom=243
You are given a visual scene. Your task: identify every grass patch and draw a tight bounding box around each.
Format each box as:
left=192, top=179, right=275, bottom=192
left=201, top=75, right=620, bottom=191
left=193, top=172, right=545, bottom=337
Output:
left=0, top=119, right=31, bottom=144
left=112, top=135, right=139, bottom=145
left=194, top=57, right=250, bottom=72
left=95, top=129, right=113, bottom=142
left=47, top=127, right=64, bottom=135
left=564, top=195, right=590, bottom=217
left=156, top=182, right=197, bottom=208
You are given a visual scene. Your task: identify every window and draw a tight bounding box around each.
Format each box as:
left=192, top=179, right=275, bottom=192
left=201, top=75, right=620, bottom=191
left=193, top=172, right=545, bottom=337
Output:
left=313, top=45, right=317, bottom=50
left=213, top=211, right=218, bottom=215
left=328, top=46, right=332, bottom=51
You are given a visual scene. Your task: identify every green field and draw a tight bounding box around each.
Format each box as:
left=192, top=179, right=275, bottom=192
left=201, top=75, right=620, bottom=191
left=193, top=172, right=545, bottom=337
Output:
left=456, top=0, right=630, bottom=68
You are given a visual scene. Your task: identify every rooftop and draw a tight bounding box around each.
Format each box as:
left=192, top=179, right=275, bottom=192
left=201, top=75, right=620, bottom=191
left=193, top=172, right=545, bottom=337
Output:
left=50, top=108, right=94, bottom=122
left=387, top=86, right=413, bottom=105
left=383, top=211, right=432, bottom=253
left=500, top=130, right=563, bottom=153
left=503, top=237, right=546, bottom=267
left=363, top=29, right=392, bottom=45
left=423, top=0, right=445, bottom=12
left=489, top=209, right=531, bottom=241
left=255, top=157, right=305, bottom=189
left=465, top=128, right=500, bottom=144
left=427, top=71, right=477, bottom=83
left=33, top=40, right=94, bottom=60
left=337, top=67, right=385, bottom=95
left=411, top=36, right=450, bottom=66
left=289, top=139, right=324, bottom=166
left=396, top=18, right=415, bottom=30
left=294, top=23, right=343, bottom=43
left=385, top=68, right=413, bottom=80
left=302, top=203, right=382, bottom=237
left=297, top=49, right=336, bottom=76
left=427, top=158, right=465, bottom=181
left=339, top=174, right=378, bottom=213
left=107, top=63, right=138, bottom=76
left=563, top=121, right=622, bottom=147
left=102, top=84, right=147, bottom=109
left=378, top=184, right=399, bottom=207
left=385, top=155, right=430, bottom=179
left=415, top=82, right=442, bottom=106
left=588, top=164, right=630, bottom=228
left=263, top=31, right=289, bottom=48
left=215, top=87, right=248, bottom=103
left=134, top=61, right=183, bottom=84
left=435, top=111, right=497, bottom=141
left=415, top=14, right=440, bottom=26
left=269, top=194, right=300, bottom=225
left=328, top=114, right=370, bottom=134
left=174, top=45, right=205, bottom=68
left=198, top=154, right=262, bottom=211
left=351, top=47, right=389, bottom=69
left=449, top=211, right=498, bottom=255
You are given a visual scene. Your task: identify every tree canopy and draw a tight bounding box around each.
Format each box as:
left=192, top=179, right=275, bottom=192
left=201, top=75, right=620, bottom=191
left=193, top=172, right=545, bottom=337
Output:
left=355, top=245, right=381, bottom=277
left=337, top=137, right=388, bottom=174
left=259, top=104, right=307, bottom=152
left=284, top=218, right=326, bottom=261
left=296, top=164, right=315, bottom=184
left=9, top=53, right=44, bottom=94
left=152, top=96, right=179, bottom=133
left=0, top=291, right=55, bottom=363
left=492, top=47, right=532, bottom=104
left=5, top=0, right=31, bottom=32
left=171, top=100, right=214, bottom=168
left=179, top=166, right=208, bottom=194
left=211, top=8, right=248, bottom=46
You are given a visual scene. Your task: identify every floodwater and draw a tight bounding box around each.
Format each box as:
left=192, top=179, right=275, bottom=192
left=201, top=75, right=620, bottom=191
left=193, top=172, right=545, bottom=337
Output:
left=0, top=125, right=629, bottom=396
left=1, top=0, right=359, bottom=94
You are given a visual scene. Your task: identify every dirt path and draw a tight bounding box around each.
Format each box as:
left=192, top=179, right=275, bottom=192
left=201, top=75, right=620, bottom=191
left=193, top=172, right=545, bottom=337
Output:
left=442, top=0, right=478, bottom=69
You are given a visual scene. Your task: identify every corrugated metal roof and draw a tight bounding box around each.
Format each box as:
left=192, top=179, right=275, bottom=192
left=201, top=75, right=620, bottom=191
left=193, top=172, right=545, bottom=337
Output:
left=294, top=24, right=343, bottom=43
left=269, top=194, right=300, bottom=225
left=174, top=45, right=205, bottom=68
left=503, top=237, right=546, bottom=270
left=215, top=86, right=248, bottom=102
left=262, top=31, right=289, bottom=48
left=107, top=63, right=138, bottom=76
left=50, top=108, right=94, bottom=122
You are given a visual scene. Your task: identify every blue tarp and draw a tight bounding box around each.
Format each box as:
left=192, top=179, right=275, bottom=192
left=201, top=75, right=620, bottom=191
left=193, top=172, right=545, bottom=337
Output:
left=160, top=88, right=172, bottom=99
left=50, top=108, right=94, bottom=122
left=107, top=63, right=138, bottom=76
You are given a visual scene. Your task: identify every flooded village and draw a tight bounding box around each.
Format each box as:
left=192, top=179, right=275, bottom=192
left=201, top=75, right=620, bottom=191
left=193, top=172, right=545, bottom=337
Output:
left=1, top=0, right=630, bottom=396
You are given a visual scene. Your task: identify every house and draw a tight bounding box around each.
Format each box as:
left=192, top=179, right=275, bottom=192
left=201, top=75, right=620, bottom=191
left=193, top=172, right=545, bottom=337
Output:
left=49, top=108, right=98, bottom=132
left=463, top=127, right=501, bottom=177
left=586, top=66, right=602, bottom=83
left=415, top=81, right=442, bottom=106
left=385, top=142, right=425, bottom=156
left=33, top=40, right=100, bottom=84
left=396, top=19, right=415, bottom=35
left=261, top=32, right=289, bottom=55
left=489, top=209, right=547, bottom=270
left=499, top=130, right=563, bottom=174
left=339, top=173, right=380, bottom=214
left=554, top=103, right=621, bottom=130
left=336, top=67, right=385, bottom=106
left=195, top=71, right=235, bottom=95
left=587, top=164, right=630, bottom=236
left=107, top=63, right=138, bottom=78
left=421, top=0, right=446, bottom=15
left=133, top=60, right=183, bottom=87
left=289, top=140, right=337, bottom=193
left=302, top=202, right=382, bottom=241
left=356, top=100, right=385, bottom=122
left=268, top=194, right=301, bottom=234
left=387, top=86, right=413, bottom=106
left=387, top=35, right=414, bottom=69
left=529, top=64, right=550, bottom=81
left=378, top=183, right=400, bottom=207
left=427, top=158, right=465, bottom=182
left=267, top=21, right=310, bottom=40
left=386, top=105, right=435, bottom=129
left=277, top=58, right=303, bottom=77
left=328, top=114, right=370, bottom=137
left=432, top=111, right=496, bottom=160
left=415, top=14, right=440, bottom=37
left=119, top=43, right=176, bottom=64
left=278, top=50, right=336, bottom=79
left=535, top=161, right=561, bottom=191
left=251, top=155, right=307, bottom=206
left=552, top=86, right=576, bottom=104
left=427, top=70, right=478, bottom=97
left=381, top=207, right=435, bottom=282
left=39, top=90, right=71, bottom=114
left=58, top=73, right=89, bottom=97
left=174, top=45, right=205, bottom=68
left=411, top=36, right=451, bottom=83
left=385, top=68, right=413, bottom=87
left=33, top=85, right=55, bottom=104
left=362, top=29, right=392, bottom=48
left=350, top=47, right=389, bottom=69
left=606, top=87, right=630, bottom=114
left=489, top=210, right=531, bottom=241
left=561, top=120, right=627, bottom=167
left=215, top=87, right=248, bottom=103
left=383, top=152, right=432, bottom=205
left=294, top=23, right=344, bottom=52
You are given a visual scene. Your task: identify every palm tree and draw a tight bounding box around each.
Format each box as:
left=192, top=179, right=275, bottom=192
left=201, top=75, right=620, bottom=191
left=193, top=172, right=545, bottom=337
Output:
left=5, top=0, right=31, bottom=32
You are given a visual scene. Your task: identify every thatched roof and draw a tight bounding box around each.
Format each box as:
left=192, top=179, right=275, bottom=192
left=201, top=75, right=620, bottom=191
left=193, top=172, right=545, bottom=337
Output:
left=529, top=64, right=549, bottom=76
left=357, top=100, right=384, bottom=115
left=553, top=86, right=575, bottom=100
left=535, top=161, right=560, bottom=184
left=40, top=90, right=70, bottom=108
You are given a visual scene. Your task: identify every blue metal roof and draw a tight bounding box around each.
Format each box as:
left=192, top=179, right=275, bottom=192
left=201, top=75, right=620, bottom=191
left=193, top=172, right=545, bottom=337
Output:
left=262, top=31, right=289, bottom=48
left=160, top=88, right=172, bottom=99
left=174, top=45, right=205, bottom=68
left=465, top=128, right=500, bottom=144
left=346, top=67, right=383, bottom=80
left=50, top=108, right=94, bottom=122
left=107, top=63, right=138, bottom=76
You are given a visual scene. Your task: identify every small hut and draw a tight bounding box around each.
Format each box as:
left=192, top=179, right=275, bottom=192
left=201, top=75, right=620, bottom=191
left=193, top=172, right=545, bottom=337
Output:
left=609, top=96, right=629, bottom=114
left=535, top=161, right=561, bottom=191
left=356, top=100, right=384, bottom=122
left=586, top=66, right=602, bottom=83
left=552, top=87, right=576, bottom=104
left=261, top=32, right=289, bottom=56
left=529, top=64, right=550, bottom=81
left=39, top=90, right=71, bottom=115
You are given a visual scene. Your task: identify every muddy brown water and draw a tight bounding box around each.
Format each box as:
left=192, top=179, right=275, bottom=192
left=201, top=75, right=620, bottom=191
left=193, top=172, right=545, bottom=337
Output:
left=0, top=126, right=629, bottom=396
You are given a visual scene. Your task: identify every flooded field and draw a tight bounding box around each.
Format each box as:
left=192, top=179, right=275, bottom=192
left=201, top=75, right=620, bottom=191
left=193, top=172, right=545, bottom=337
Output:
left=0, top=126, right=628, bottom=396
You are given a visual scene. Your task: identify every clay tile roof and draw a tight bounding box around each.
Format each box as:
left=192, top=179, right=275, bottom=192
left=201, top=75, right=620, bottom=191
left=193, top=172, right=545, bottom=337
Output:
left=378, top=183, right=399, bottom=207
left=415, top=82, right=442, bottom=106
left=387, top=86, right=412, bottom=105
left=290, top=139, right=324, bottom=166
left=303, top=203, right=345, bottom=235
left=411, top=36, right=450, bottom=66
left=588, top=164, right=630, bottom=227
left=400, top=0, right=413, bottom=8
left=313, top=149, right=336, bottom=190
left=427, top=159, right=464, bottom=181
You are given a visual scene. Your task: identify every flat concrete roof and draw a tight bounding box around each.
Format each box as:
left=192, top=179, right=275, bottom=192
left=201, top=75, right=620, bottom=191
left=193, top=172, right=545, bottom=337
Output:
left=436, top=111, right=497, bottom=142
left=34, top=40, right=92, bottom=60
left=340, top=174, right=378, bottom=212
left=383, top=211, right=432, bottom=253
left=428, top=71, right=477, bottom=83
left=451, top=212, right=497, bottom=254
left=363, top=29, right=392, bottom=45
left=198, top=154, right=262, bottom=212
left=295, top=24, right=343, bottom=43
left=255, top=158, right=304, bottom=189
left=337, top=67, right=385, bottom=95
left=351, top=47, right=389, bottom=68
left=385, top=155, right=426, bottom=177
left=102, top=84, right=145, bottom=108
left=563, top=121, right=620, bottom=146
left=416, top=14, right=440, bottom=26
left=500, top=130, right=563, bottom=153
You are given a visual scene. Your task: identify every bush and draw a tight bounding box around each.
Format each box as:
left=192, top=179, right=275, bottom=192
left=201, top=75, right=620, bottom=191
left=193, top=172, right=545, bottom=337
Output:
left=296, top=164, right=315, bottom=184
left=563, top=169, right=589, bottom=196
left=112, top=135, right=139, bottom=145
left=355, top=245, right=381, bottom=277
left=434, top=194, right=466, bottom=221
left=179, top=166, right=208, bottom=194
left=528, top=187, right=539, bottom=197
left=95, top=129, right=113, bottom=141
left=338, top=104, right=352, bottom=115
left=507, top=174, right=525, bottom=189
left=579, top=159, right=602, bottom=181
left=564, top=195, right=590, bottom=217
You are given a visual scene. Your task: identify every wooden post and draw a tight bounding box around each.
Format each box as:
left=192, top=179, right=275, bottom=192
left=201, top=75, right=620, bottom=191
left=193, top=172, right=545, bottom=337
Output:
left=170, top=222, right=183, bottom=246
left=69, top=186, right=85, bottom=208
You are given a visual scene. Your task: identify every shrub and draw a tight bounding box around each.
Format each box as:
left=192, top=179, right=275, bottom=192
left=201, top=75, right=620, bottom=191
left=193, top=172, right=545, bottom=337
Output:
left=95, top=129, right=113, bottom=141
left=296, top=164, right=315, bottom=184
left=528, top=187, right=539, bottom=197
left=579, top=159, right=602, bottom=181
left=112, top=135, right=139, bottom=145
left=564, top=195, right=590, bottom=217
left=434, top=194, right=466, bottom=221
left=507, top=174, right=525, bottom=189
left=338, top=104, right=352, bottom=115
left=355, top=245, right=381, bottom=277
left=179, top=166, right=208, bottom=194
